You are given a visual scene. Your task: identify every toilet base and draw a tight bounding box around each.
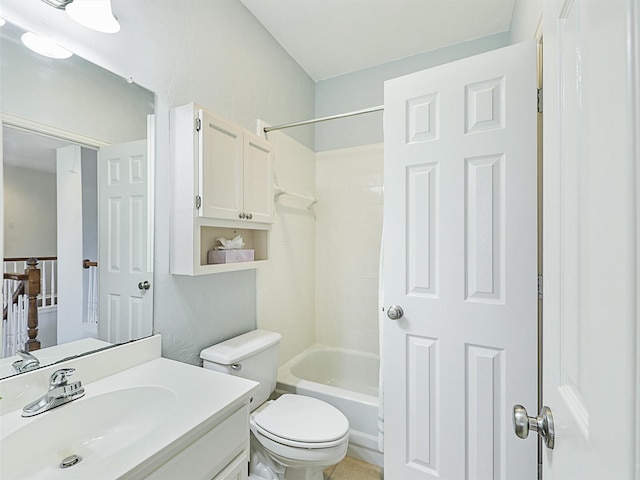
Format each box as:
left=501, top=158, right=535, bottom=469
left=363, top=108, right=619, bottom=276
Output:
left=249, top=432, right=347, bottom=480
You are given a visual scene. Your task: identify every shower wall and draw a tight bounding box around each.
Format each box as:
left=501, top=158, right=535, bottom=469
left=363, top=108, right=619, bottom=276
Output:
left=314, top=144, right=383, bottom=355
left=257, top=131, right=317, bottom=365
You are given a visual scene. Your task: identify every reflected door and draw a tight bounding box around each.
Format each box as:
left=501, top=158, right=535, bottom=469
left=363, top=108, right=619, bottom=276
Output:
left=383, top=41, right=538, bottom=479
left=98, top=139, right=152, bottom=343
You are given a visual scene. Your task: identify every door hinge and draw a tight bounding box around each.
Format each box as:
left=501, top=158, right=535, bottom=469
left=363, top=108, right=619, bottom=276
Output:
left=538, top=275, right=543, bottom=299
left=195, top=195, right=201, bottom=209
left=195, top=117, right=202, bottom=132
left=537, top=88, right=543, bottom=114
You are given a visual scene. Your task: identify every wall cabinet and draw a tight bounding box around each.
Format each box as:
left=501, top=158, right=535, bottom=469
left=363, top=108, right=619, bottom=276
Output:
left=170, top=103, right=273, bottom=275
left=198, top=109, right=274, bottom=223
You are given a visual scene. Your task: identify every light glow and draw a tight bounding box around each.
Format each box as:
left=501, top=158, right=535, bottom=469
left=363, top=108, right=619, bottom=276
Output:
left=21, top=32, right=73, bottom=59
left=0, top=17, right=6, bottom=27
left=66, top=0, right=120, bottom=34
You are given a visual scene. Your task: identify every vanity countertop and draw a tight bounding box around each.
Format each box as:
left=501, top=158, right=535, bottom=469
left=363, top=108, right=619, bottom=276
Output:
left=0, top=356, right=258, bottom=479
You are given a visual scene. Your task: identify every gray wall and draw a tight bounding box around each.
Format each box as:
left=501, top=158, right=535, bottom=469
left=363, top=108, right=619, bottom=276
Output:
left=3, top=165, right=57, bottom=257
left=314, top=33, right=510, bottom=151
left=0, top=26, right=153, bottom=144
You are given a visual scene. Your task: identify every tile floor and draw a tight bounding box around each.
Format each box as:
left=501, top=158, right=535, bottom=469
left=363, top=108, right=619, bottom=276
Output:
left=323, top=456, right=383, bottom=480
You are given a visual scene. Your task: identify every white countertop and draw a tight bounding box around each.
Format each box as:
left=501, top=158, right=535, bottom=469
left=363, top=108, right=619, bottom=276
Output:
left=0, top=357, right=258, bottom=479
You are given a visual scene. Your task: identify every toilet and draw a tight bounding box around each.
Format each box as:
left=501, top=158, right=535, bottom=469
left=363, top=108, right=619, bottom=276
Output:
left=200, top=330, right=349, bottom=480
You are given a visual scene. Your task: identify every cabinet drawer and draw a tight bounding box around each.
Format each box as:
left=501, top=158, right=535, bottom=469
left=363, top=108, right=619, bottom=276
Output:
left=144, top=407, right=248, bottom=480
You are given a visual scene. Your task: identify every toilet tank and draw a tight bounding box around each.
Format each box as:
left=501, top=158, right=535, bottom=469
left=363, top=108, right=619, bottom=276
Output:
left=200, top=329, right=281, bottom=409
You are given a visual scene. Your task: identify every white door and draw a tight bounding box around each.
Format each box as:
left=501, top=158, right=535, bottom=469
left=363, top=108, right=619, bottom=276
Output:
left=541, top=0, right=639, bottom=477
left=383, top=41, right=538, bottom=479
left=98, top=139, right=152, bottom=343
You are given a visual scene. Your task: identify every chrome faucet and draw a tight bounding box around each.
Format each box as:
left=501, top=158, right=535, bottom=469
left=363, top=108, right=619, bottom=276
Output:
left=12, top=350, right=40, bottom=373
left=22, top=368, right=85, bottom=417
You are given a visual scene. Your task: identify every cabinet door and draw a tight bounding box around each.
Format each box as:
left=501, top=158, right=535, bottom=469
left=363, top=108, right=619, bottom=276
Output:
left=243, top=132, right=274, bottom=223
left=199, top=109, right=243, bottom=220
left=213, top=451, right=249, bottom=480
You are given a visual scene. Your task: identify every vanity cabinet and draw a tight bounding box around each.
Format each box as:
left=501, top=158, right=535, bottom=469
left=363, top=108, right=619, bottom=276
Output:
left=143, top=405, right=249, bottom=480
left=170, top=103, right=273, bottom=275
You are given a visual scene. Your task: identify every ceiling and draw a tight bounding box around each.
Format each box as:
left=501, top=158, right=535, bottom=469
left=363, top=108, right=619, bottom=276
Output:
left=3, top=127, right=70, bottom=173
left=240, top=0, right=515, bottom=81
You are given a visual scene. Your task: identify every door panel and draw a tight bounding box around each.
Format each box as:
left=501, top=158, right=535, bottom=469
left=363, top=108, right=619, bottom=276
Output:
left=198, top=109, right=243, bottom=220
left=383, top=41, right=537, bottom=479
left=99, top=139, right=152, bottom=343
left=542, top=0, right=639, bottom=477
left=243, top=132, right=274, bottom=223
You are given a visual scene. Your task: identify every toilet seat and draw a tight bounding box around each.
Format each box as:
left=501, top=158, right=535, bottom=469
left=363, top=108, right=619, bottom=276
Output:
left=252, top=394, right=349, bottom=449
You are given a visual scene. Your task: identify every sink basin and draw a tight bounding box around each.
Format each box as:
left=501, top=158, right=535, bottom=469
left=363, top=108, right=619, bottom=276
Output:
left=0, top=386, right=176, bottom=479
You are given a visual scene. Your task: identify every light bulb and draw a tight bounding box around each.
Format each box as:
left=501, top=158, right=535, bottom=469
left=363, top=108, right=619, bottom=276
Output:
left=66, top=0, right=120, bottom=34
left=21, top=32, right=73, bottom=59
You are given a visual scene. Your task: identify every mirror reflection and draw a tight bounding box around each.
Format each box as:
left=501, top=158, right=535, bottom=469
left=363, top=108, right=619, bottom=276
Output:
left=1, top=19, right=155, bottom=378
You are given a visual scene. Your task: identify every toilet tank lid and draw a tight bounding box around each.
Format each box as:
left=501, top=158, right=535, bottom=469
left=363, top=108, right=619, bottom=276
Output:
left=200, top=329, right=281, bottom=365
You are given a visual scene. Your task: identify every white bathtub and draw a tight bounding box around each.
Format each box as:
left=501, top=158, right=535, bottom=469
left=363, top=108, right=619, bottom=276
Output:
left=276, top=344, right=382, bottom=467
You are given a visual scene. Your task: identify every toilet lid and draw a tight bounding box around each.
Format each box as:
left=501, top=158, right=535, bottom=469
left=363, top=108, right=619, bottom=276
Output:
left=253, top=394, right=349, bottom=444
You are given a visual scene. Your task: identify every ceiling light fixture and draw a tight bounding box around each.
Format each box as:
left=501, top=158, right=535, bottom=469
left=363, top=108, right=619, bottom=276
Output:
left=40, top=0, right=74, bottom=9
left=21, top=31, right=73, bottom=59
left=66, top=0, right=120, bottom=33
left=39, top=0, right=120, bottom=34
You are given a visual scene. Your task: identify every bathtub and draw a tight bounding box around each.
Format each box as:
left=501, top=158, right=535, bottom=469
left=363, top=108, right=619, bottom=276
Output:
left=276, top=344, right=382, bottom=467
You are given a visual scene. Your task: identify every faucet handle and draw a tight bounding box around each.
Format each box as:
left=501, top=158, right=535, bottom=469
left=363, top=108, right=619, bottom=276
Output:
left=12, top=350, right=40, bottom=373
left=50, top=368, right=76, bottom=388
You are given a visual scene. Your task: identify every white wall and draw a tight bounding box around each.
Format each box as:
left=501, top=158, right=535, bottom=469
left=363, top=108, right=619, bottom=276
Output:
left=314, top=144, right=383, bottom=354
left=256, top=132, right=316, bottom=365
left=3, top=165, right=57, bottom=257
left=56, top=145, right=90, bottom=344
left=509, top=0, right=543, bottom=44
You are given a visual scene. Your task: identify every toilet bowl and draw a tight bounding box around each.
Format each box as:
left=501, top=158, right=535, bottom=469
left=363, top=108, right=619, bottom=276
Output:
left=201, top=330, right=350, bottom=480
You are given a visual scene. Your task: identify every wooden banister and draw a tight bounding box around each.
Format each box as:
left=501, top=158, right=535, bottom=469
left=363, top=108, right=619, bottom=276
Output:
left=4, top=256, right=57, bottom=262
left=24, top=258, right=41, bottom=351
left=3, top=257, right=41, bottom=351
left=83, top=259, right=98, bottom=269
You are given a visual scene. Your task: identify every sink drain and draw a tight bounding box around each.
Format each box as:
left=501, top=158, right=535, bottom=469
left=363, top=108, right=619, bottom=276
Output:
left=60, top=455, right=82, bottom=469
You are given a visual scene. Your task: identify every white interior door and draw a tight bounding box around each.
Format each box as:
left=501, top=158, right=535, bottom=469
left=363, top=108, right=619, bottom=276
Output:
left=383, top=41, right=538, bottom=479
left=98, top=139, right=152, bottom=343
left=541, top=0, right=639, bottom=477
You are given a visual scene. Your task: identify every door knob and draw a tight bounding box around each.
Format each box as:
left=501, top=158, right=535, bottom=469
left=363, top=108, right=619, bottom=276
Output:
left=138, top=281, right=151, bottom=291
left=386, top=305, right=404, bottom=320
left=513, top=404, right=555, bottom=449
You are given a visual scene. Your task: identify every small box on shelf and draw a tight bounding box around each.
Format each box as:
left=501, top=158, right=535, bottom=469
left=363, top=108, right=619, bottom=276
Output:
left=208, top=249, right=255, bottom=264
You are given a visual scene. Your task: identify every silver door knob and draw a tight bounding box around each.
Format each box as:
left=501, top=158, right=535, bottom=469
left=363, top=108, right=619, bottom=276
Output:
left=387, top=305, right=404, bottom=320
left=513, top=404, right=555, bottom=449
left=138, top=281, right=151, bottom=291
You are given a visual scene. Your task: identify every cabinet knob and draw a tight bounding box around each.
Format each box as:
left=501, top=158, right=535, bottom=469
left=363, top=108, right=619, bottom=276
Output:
left=239, top=213, right=246, bottom=219
left=247, top=213, right=253, bottom=220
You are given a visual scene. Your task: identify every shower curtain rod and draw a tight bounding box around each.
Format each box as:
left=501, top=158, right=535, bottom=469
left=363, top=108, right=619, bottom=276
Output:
left=263, top=105, right=384, bottom=133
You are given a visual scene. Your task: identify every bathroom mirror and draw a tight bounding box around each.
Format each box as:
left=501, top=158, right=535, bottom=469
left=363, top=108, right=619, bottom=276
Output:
left=0, top=20, right=155, bottom=378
